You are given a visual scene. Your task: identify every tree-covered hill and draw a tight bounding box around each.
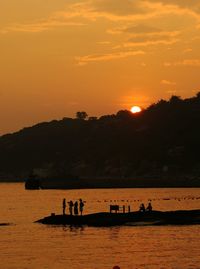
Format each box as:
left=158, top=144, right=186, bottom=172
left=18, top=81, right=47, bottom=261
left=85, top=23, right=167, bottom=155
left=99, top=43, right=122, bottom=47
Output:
left=1, top=93, right=200, bottom=186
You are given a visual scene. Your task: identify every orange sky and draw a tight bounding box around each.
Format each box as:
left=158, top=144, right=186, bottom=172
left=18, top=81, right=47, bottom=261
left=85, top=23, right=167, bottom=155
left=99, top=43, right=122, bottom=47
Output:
left=1, top=0, right=200, bottom=134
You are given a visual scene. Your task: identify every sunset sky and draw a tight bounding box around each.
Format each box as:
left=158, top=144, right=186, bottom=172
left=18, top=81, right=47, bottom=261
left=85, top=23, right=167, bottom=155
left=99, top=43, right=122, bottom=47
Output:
left=1, top=0, right=200, bottom=134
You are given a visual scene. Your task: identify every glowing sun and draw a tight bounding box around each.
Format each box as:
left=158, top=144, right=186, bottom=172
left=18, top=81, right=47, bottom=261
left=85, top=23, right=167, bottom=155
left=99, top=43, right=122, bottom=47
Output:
left=130, top=106, right=142, bottom=113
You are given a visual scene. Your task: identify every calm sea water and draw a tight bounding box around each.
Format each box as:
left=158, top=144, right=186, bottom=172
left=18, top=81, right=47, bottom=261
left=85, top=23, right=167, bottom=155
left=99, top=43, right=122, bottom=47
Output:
left=0, top=183, right=200, bottom=269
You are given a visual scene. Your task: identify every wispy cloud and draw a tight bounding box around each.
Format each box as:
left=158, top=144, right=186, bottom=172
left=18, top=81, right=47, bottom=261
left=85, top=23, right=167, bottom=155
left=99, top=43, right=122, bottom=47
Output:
left=1, top=17, right=85, bottom=33
left=0, top=2, right=90, bottom=34
left=166, top=90, right=177, bottom=95
left=97, top=41, right=111, bottom=45
left=68, top=0, right=153, bottom=22
left=107, top=24, right=163, bottom=35
left=183, top=48, right=193, bottom=53
left=123, top=24, right=162, bottom=34
left=144, top=0, right=200, bottom=19
left=148, top=0, right=200, bottom=11
left=1, top=0, right=200, bottom=69
left=2, top=0, right=200, bottom=35
left=76, top=50, right=145, bottom=65
left=161, top=80, right=177, bottom=86
left=78, top=0, right=200, bottom=22
left=0, top=1, right=136, bottom=34
left=127, top=30, right=179, bottom=44
left=108, top=27, right=180, bottom=49
left=164, top=59, right=200, bottom=67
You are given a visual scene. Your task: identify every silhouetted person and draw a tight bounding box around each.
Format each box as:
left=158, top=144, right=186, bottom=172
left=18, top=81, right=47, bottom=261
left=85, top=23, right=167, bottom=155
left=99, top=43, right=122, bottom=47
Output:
left=146, top=202, right=152, bottom=212
left=68, top=200, right=74, bottom=215
left=139, top=203, right=145, bottom=212
left=79, top=199, right=84, bottom=216
left=74, top=201, right=78, bottom=216
left=63, top=198, right=66, bottom=215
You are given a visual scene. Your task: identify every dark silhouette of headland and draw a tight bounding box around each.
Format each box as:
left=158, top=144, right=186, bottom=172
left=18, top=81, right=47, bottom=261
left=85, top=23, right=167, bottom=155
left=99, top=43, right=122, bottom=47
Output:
left=1, top=93, right=200, bottom=188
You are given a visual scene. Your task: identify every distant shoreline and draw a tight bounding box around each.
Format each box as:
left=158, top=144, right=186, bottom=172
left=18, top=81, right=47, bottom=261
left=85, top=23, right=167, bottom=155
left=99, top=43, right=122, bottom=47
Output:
left=1, top=176, right=200, bottom=188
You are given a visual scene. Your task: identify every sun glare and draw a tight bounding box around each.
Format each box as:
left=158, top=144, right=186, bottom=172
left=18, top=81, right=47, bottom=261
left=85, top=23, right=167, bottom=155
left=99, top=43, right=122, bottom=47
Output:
left=130, top=106, right=142, bottom=114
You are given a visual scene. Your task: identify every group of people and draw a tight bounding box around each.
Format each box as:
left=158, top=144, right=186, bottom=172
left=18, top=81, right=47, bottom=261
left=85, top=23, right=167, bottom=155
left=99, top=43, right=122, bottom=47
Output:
left=62, top=198, right=85, bottom=216
left=139, top=202, right=152, bottom=212
left=63, top=199, right=152, bottom=215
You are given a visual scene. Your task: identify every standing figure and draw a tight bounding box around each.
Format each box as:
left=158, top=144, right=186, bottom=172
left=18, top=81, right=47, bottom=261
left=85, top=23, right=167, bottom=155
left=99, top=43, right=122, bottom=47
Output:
left=79, top=199, right=84, bottom=216
left=74, top=201, right=79, bottom=216
left=146, top=202, right=152, bottom=212
left=68, top=200, right=74, bottom=215
left=62, top=198, right=66, bottom=215
left=139, top=203, right=145, bottom=212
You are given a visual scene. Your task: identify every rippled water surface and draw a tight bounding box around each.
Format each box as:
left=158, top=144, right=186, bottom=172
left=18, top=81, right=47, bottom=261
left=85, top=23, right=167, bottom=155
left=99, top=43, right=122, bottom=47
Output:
left=1, top=183, right=200, bottom=269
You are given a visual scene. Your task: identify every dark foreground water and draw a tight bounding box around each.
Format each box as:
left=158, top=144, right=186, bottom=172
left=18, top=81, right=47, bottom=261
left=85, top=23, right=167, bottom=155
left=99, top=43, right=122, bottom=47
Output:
left=0, top=183, right=200, bottom=269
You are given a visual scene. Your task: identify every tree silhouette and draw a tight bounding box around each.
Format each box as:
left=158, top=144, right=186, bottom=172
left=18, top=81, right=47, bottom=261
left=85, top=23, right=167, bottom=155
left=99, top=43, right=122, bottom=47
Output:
left=88, top=116, right=97, bottom=121
left=196, top=92, right=200, bottom=100
left=76, top=111, right=88, bottom=120
left=169, top=95, right=182, bottom=104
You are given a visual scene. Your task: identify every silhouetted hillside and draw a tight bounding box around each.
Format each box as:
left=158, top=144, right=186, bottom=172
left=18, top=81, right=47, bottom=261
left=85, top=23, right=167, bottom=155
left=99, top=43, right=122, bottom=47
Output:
left=1, top=93, right=200, bottom=186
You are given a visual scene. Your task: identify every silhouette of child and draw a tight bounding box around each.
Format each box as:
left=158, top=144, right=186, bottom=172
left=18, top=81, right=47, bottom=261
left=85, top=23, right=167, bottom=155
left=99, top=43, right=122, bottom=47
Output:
left=146, top=202, right=152, bottom=211
left=79, top=199, right=84, bottom=216
left=62, top=198, right=66, bottom=215
left=68, top=200, right=74, bottom=215
left=139, top=203, right=145, bottom=212
left=74, top=201, right=78, bottom=215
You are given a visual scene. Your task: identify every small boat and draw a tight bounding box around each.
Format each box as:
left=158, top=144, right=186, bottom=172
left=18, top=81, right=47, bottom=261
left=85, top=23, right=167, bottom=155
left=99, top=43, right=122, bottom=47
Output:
left=0, top=223, right=11, bottom=226
left=25, top=174, right=80, bottom=190
left=36, top=209, right=200, bottom=227
left=25, top=176, right=40, bottom=190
